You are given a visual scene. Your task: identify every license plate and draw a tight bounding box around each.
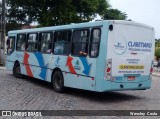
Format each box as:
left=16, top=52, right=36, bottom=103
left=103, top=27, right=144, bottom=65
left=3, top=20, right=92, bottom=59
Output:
left=127, top=76, right=135, bottom=81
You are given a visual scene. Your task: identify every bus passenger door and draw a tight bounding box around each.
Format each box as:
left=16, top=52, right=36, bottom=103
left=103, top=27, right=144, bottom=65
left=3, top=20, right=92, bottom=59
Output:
left=5, top=36, right=16, bottom=71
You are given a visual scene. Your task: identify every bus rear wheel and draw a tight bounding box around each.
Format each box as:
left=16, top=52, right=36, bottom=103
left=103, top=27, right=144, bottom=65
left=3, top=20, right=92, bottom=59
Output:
left=52, top=70, right=64, bottom=93
left=13, top=62, right=22, bottom=78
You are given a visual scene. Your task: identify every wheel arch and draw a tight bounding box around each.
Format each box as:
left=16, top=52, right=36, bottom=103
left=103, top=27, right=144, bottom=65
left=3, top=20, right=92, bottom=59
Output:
left=51, top=67, right=63, bottom=82
left=14, top=60, right=20, bottom=65
left=13, top=60, right=20, bottom=69
left=13, top=60, right=22, bottom=78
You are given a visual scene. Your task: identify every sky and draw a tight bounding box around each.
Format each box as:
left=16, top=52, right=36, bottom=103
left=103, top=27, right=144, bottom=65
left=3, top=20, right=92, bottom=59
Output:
left=109, top=0, right=160, bottom=39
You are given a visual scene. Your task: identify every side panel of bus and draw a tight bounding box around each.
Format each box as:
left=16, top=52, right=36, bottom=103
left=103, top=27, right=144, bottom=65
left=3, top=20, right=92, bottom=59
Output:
left=14, top=44, right=97, bottom=90
left=21, top=52, right=52, bottom=80
left=60, top=56, right=97, bottom=91
left=7, top=25, right=105, bottom=91
left=21, top=53, right=97, bottom=91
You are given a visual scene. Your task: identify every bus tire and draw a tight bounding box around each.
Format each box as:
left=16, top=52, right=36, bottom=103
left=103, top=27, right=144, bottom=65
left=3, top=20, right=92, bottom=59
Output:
left=13, top=62, right=22, bottom=78
left=52, top=70, right=64, bottom=93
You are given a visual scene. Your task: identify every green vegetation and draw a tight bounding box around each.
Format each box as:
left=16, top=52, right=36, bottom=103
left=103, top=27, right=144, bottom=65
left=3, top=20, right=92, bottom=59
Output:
left=155, top=39, right=160, bottom=59
left=103, top=9, right=127, bottom=20
left=7, top=0, right=108, bottom=25
left=7, top=0, right=127, bottom=28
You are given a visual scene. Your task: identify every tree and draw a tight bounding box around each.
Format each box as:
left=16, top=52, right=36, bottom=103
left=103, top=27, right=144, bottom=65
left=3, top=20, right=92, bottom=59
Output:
left=103, top=8, right=127, bottom=20
left=155, top=39, right=160, bottom=59
left=7, top=0, right=110, bottom=26
left=6, top=23, right=22, bottom=34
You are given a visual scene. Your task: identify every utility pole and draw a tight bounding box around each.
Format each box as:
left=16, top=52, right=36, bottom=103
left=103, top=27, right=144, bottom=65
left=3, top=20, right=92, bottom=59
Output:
left=0, top=0, right=6, bottom=66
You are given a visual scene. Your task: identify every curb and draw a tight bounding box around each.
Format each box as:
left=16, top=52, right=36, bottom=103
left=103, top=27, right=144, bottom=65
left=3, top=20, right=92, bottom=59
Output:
left=152, top=73, right=160, bottom=77
left=0, top=67, right=6, bottom=70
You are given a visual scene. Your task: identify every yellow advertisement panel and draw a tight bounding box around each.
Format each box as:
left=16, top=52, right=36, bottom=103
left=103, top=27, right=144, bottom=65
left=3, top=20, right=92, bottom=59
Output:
left=119, top=65, right=144, bottom=69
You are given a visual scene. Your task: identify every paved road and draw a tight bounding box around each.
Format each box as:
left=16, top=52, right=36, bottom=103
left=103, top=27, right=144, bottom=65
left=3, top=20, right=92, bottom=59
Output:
left=0, top=69, right=160, bottom=119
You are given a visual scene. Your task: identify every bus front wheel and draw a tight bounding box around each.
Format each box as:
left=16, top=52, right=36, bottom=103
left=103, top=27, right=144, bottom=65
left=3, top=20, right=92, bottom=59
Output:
left=13, top=62, right=22, bottom=78
left=52, top=70, right=64, bottom=93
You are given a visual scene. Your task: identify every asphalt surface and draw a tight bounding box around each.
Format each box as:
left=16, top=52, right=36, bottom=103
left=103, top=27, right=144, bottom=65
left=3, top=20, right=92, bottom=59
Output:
left=0, top=69, right=160, bottom=119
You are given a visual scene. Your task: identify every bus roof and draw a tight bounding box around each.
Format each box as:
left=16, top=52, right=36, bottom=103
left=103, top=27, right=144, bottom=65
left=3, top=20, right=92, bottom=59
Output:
left=8, top=20, right=153, bottom=34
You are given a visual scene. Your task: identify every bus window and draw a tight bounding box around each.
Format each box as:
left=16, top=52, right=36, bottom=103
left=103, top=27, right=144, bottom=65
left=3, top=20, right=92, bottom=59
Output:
left=39, top=32, right=53, bottom=53
left=16, top=34, right=26, bottom=51
left=27, top=33, right=38, bottom=52
left=7, top=37, right=15, bottom=55
left=90, top=29, right=101, bottom=57
left=72, top=29, right=89, bottom=56
left=53, top=30, right=71, bottom=55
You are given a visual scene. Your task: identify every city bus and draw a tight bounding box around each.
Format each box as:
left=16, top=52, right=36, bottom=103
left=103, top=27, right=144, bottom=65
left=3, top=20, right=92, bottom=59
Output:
left=5, top=20, right=155, bottom=93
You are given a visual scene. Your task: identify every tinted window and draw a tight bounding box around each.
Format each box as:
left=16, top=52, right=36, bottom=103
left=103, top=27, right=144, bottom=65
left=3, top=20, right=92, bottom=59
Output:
left=90, top=29, right=101, bottom=57
left=16, top=34, right=26, bottom=51
left=7, top=37, right=15, bottom=55
left=72, top=29, right=89, bottom=56
left=27, top=33, right=38, bottom=52
left=39, top=32, right=52, bottom=53
left=53, top=31, right=71, bottom=55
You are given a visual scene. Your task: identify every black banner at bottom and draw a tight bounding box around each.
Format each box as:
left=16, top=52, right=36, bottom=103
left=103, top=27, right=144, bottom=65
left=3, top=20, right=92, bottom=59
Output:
left=1, top=110, right=160, bottom=117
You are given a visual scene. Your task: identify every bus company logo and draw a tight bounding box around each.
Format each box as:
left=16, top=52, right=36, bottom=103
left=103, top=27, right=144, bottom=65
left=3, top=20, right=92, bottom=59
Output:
left=55, top=56, right=60, bottom=67
left=74, top=60, right=81, bottom=70
left=76, top=60, right=79, bottom=66
left=114, top=40, right=127, bottom=55
left=56, top=56, right=60, bottom=64
left=115, top=42, right=123, bottom=47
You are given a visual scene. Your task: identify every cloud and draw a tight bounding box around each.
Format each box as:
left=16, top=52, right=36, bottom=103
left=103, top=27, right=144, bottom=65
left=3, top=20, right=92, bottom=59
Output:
left=110, top=0, right=160, bottom=38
